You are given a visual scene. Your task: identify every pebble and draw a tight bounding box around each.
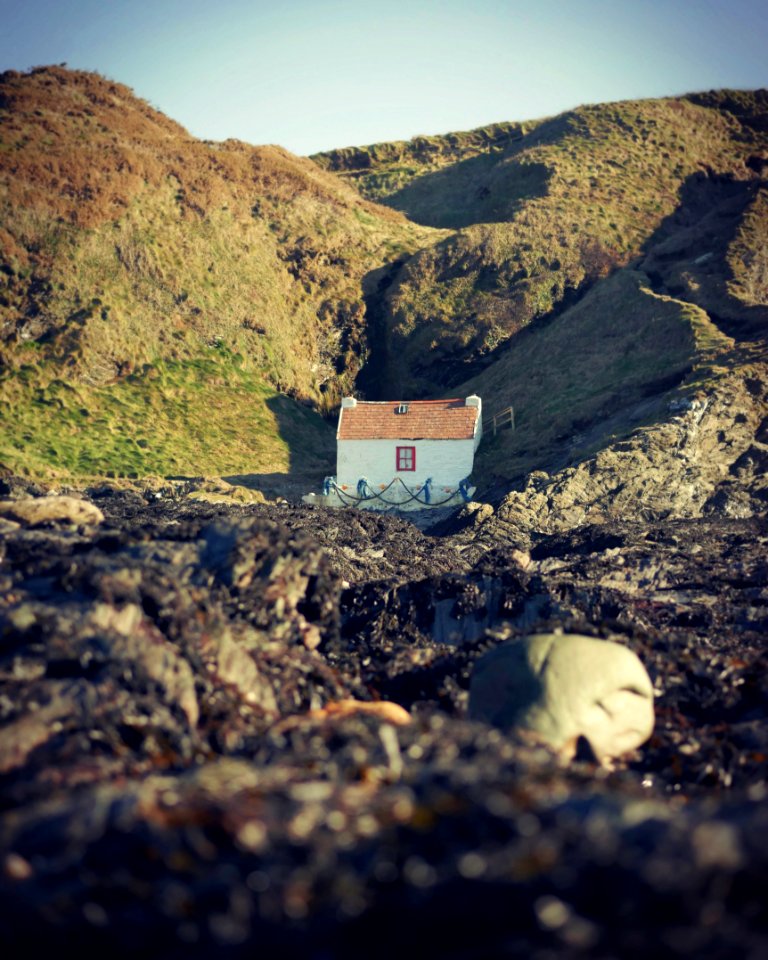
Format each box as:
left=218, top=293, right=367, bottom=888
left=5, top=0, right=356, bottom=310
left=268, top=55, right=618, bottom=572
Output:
left=3, top=852, right=33, bottom=881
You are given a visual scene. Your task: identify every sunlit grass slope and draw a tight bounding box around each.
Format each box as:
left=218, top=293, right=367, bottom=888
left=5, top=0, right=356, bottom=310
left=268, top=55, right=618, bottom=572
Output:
left=0, top=345, right=334, bottom=479
left=311, top=121, right=541, bottom=205
left=0, top=65, right=435, bottom=407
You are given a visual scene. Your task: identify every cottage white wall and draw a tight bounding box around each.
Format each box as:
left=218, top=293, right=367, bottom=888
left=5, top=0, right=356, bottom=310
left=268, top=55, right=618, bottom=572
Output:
left=473, top=418, right=483, bottom=451
left=337, top=438, right=476, bottom=489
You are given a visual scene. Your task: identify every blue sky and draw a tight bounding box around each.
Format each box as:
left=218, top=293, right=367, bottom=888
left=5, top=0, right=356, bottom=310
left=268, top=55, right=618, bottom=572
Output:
left=1, top=0, right=766, bottom=154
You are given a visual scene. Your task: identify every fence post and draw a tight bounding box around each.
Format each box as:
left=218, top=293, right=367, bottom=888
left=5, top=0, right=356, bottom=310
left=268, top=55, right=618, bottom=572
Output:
left=489, top=405, right=514, bottom=437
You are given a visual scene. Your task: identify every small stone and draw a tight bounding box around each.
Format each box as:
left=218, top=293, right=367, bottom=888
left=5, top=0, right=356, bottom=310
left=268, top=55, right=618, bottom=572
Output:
left=468, top=633, right=654, bottom=762
left=300, top=621, right=322, bottom=650
left=692, top=821, right=744, bottom=870
left=473, top=503, right=495, bottom=525
left=236, top=820, right=268, bottom=852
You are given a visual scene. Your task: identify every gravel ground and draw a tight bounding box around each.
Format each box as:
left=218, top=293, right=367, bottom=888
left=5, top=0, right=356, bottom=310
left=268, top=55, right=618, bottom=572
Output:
left=0, top=489, right=766, bottom=958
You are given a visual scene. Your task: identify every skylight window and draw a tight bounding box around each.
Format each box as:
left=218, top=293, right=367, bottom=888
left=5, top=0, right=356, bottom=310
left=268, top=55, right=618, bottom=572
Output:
left=395, top=403, right=409, bottom=414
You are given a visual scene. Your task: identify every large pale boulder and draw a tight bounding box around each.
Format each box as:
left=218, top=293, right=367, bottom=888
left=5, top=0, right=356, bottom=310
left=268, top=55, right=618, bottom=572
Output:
left=468, top=633, right=654, bottom=762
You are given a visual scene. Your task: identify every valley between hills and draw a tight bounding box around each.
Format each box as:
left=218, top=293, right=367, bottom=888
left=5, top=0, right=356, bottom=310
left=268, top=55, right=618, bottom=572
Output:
left=0, top=66, right=766, bottom=507
left=1, top=67, right=767, bottom=958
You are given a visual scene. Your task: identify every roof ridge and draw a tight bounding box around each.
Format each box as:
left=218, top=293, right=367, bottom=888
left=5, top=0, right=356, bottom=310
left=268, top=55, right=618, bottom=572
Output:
left=353, top=398, right=464, bottom=405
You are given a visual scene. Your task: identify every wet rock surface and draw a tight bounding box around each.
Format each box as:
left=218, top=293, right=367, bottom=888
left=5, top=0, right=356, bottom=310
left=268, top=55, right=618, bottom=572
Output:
left=1, top=489, right=767, bottom=958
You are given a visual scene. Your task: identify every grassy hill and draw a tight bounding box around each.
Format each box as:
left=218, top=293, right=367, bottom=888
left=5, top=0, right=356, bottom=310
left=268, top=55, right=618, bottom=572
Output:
left=310, top=120, right=541, bottom=207
left=0, top=66, right=439, bottom=479
left=462, top=269, right=737, bottom=483
left=1, top=67, right=766, bottom=490
left=317, top=92, right=768, bottom=399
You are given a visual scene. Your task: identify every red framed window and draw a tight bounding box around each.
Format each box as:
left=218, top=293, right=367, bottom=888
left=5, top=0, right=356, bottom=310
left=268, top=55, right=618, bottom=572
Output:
left=396, top=446, right=416, bottom=471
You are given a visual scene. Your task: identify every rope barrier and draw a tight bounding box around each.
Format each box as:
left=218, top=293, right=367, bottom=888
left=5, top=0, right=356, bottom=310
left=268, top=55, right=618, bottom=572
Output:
left=323, top=475, right=473, bottom=509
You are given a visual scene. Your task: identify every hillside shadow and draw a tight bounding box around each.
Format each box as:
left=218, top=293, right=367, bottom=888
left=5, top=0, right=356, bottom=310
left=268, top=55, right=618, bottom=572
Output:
left=224, top=394, right=335, bottom=502
left=455, top=252, right=722, bottom=497
left=638, top=170, right=768, bottom=341
left=385, top=154, right=551, bottom=229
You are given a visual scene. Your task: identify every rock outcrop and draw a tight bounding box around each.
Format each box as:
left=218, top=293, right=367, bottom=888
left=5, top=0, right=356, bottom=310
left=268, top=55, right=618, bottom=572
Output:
left=0, top=495, right=105, bottom=527
left=465, top=359, right=768, bottom=556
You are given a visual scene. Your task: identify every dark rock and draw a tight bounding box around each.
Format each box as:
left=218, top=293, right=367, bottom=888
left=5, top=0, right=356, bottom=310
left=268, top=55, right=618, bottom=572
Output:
left=0, top=492, right=766, bottom=958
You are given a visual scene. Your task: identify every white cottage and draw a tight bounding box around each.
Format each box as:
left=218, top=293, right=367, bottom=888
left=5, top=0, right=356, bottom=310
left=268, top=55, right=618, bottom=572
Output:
left=307, top=395, right=482, bottom=510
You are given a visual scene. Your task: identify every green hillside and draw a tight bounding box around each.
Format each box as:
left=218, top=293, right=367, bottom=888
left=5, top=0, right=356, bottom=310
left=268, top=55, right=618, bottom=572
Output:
left=311, top=120, right=541, bottom=206
left=461, top=269, right=736, bottom=483
left=318, top=93, right=768, bottom=398
left=1, top=67, right=766, bottom=488
left=0, top=66, right=442, bottom=479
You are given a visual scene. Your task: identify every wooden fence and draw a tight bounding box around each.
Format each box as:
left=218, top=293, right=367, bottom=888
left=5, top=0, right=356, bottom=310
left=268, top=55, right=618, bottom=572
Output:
left=486, top=405, right=515, bottom=436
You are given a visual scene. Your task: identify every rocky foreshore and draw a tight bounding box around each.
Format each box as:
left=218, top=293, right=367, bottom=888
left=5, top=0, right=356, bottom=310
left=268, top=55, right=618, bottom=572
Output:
left=1, top=486, right=767, bottom=958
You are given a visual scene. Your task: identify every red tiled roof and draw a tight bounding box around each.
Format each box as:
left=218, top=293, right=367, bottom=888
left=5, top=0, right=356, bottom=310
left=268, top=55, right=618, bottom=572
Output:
left=337, top=399, right=479, bottom=441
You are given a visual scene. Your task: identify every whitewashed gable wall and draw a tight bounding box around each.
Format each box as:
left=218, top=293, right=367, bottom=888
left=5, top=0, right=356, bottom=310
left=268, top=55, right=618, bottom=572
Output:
left=337, top=438, right=476, bottom=488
